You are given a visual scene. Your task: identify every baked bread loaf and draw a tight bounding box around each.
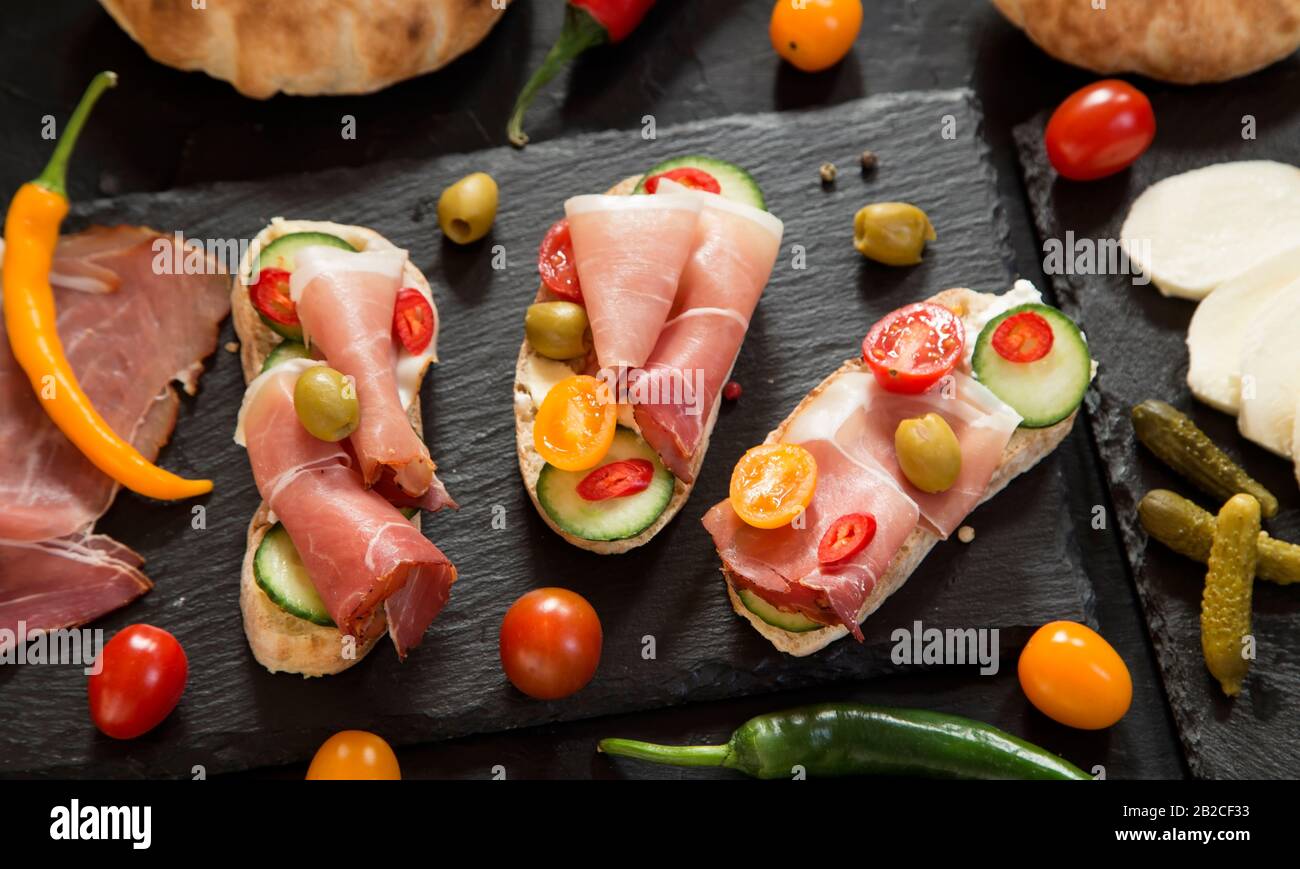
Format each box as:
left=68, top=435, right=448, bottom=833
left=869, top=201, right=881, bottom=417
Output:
left=99, top=0, right=511, bottom=98
left=992, top=0, right=1300, bottom=84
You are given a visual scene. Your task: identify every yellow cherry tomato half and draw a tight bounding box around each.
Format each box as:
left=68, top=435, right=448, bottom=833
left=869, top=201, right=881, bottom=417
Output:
left=729, top=443, right=818, bottom=529
left=769, top=0, right=863, bottom=73
left=534, top=374, right=617, bottom=472
left=306, top=730, right=401, bottom=780
left=1018, top=621, right=1132, bottom=730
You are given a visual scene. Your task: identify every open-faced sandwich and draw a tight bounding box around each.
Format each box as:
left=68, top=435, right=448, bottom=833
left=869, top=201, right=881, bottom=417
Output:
left=705, top=281, right=1095, bottom=655
left=232, top=218, right=457, bottom=677
left=514, top=157, right=783, bottom=553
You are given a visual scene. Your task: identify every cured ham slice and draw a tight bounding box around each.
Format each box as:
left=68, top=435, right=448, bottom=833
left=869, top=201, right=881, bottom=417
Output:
left=290, top=246, right=438, bottom=497
left=633, top=182, right=783, bottom=481
left=0, top=227, right=230, bottom=639
left=704, top=436, right=918, bottom=640
left=565, top=193, right=702, bottom=370
left=240, top=362, right=456, bottom=656
left=838, top=371, right=1021, bottom=538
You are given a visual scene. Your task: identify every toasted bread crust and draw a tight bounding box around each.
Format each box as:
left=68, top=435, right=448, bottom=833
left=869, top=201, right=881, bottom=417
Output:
left=513, top=175, right=728, bottom=554
left=232, top=218, right=435, bottom=676
left=724, top=287, right=1082, bottom=656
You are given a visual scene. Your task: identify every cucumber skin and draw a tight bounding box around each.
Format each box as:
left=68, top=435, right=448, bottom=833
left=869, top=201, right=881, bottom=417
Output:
left=260, top=340, right=312, bottom=373
left=971, top=303, right=1091, bottom=428
left=252, top=232, right=356, bottom=343
left=633, top=155, right=766, bottom=210
left=253, top=524, right=334, bottom=627
left=737, top=588, right=821, bottom=632
left=536, top=428, right=673, bottom=541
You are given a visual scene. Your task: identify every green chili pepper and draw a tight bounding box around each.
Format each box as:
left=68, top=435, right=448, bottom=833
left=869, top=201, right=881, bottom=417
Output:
left=599, top=703, right=1091, bottom=780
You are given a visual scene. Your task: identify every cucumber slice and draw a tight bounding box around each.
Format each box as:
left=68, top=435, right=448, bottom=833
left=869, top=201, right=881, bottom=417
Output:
left=253, top=232, right=356, bottom=341
left=633, top=156, right=766, bottom=210
left=536, top=427, right=674, bottom=541
left=260, top=340, right=312, bottom=373
left=737, top=588, right=822, bottom=633
left=972, top=303, right=1092, bottom=428
left=253, top=524, right=334, bottom=626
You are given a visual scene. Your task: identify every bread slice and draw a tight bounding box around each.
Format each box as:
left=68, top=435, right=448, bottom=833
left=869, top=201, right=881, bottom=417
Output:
left=514, top=175, right=730, bottom=554
left=724, top=287, right=1083, bottom=656
left=231, top=218, right=439, bottom=677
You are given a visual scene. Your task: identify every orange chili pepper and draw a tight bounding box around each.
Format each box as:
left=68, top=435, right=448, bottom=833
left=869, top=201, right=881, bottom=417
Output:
left=2, top=72, right=212, bottom=500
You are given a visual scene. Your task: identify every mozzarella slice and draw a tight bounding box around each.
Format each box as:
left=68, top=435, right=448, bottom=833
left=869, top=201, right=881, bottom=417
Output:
left=1187, top=246, right=1300, bottom=414
left=1121, top=161, right=1300, bottom=300
left=1237, top=278, right=1300, bottom=456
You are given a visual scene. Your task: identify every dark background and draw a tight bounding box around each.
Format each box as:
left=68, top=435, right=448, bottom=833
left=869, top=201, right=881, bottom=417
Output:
left=1, top=0, right=1188, bottom=779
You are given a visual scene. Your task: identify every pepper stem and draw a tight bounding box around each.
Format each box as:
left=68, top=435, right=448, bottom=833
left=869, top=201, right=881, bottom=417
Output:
left=35, top=71, right=118, bottom=197
left=598, top=738, right=731, bottom=769
left=506, top=6, right=607, bottom=148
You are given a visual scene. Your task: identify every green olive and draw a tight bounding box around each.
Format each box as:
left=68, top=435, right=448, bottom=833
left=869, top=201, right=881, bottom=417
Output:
left=437, top=172, right=499, bottom=244
left=853, top=202, right=936, bottom=266
left=525, top=301, right=590, bottom=360
left=294, top=366, right=360, bottom=442
left=895, top=412, right=962, bottom=494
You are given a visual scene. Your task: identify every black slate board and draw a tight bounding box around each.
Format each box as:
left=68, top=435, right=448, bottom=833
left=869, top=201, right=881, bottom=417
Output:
left=1014, top=61, right=1300, bottom=779
left=1, top=90, right=1093, bottom=778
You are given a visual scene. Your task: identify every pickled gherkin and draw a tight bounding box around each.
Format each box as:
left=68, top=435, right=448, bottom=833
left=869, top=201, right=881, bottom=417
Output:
left=1201, top=494, right=1258, bottom=697
left=1138, top=490, right=1300, bottom=585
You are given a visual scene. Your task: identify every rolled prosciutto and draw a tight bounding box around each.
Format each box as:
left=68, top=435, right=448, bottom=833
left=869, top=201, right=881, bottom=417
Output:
left=633, top=180, right=783, bottom=481
left=565, top=192, right=702, bottom=370
left=239, top=362, right=456, bottom=657
left=290, top=246, right=437, bottom=497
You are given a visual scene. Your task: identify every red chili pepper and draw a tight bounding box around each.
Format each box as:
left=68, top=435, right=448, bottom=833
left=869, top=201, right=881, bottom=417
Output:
left=393, top=288, right=435, bottom=354
left=817, top=513, right=877, bottom=565
left=992, top=311, right=1053, bottom=363
left=508, top=1, right=658, bottom=148
left=249, top=268, right=298, bottom=328
left=576, top=458, right=654, bottom=500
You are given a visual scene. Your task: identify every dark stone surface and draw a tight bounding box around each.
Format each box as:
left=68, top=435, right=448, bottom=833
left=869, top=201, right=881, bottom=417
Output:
left=0, top=0, right=1189, bottom=780
left=2, top=90, right=1102, bottom=778
left=1014, top=59, right=1300, bottom=779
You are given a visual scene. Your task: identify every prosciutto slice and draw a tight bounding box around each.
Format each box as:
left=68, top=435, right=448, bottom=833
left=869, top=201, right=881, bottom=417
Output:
left=0, top=227, right=230, bottom=641
left=240, top=362, right=456, bottom=657
left=840, top=371, right=1021, bottom=538
left=565, top=193, right=702, bottom=370
left=632, top=182, right=783, bottom=481
left=290, top=246, right=439, bottom=497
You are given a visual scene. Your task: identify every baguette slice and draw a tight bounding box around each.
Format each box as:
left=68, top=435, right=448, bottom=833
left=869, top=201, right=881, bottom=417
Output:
left=724, top=287, right=1083, bottom=656
left=232, top=218, right=439, bottom=676
left=514, top=176, right=725, bottom=554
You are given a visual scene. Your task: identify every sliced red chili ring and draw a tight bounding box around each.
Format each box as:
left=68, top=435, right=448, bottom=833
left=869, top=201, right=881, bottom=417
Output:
left=992, top=311, right=1054, bottom=363
left=576, top=459, right=654, bottom=501
left=393, top=288, right=435, bottom=355
left=817, top=513, right=877, bottom=565
left=643, top=167, right=722, bottom=195
left=538, top=218, right=582, bottom=303
left=249, top=268, right=298, bottom=327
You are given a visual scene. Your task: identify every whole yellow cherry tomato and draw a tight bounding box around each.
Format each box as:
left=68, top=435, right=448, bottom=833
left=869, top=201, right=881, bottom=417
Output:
left=1018, top=621, right=1132, bottom=730
left=729, top=443, right=818, bottom=529
left=534, top=375, right=617, bottom=472
left=306, top=730, right=401, bottom=780
left=769, top=0, right=863, bottom=73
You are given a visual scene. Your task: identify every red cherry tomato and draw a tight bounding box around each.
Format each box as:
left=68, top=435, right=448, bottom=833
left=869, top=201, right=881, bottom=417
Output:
left=392, top=288, right=435, bottom=354
left=992, top=311, right=1054, bottom=363
left=643, top=167, right=722, bottom=195
left=817, top=512, right=877, bottom=564
left=499, top=588, right=602, bottom=700
left=576, top=459, right=654, bottom=501
left=249, top=267, right=298, bottom=328
left=1045, top=79, right=1155, bottom=181
left=862, top=302, right=965, bottom=394
left=538, top=219, right=582, bottom=303
left=88, top=624, right=188, bottom=740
